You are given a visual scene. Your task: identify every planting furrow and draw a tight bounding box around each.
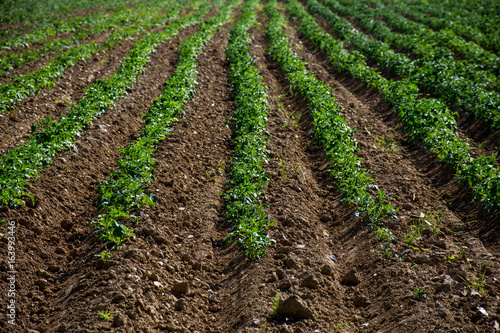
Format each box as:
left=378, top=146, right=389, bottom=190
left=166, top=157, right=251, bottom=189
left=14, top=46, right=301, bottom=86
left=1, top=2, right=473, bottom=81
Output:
left=287, top=0, right=500, bottom=213
left=0, top=0, right=179, bottom=77
left=265, top=0, right=397, bottom=230
left=224, top=0, right=274, bottom=259
left=0, top=1, right=193, bottom=115
left=0, top=2, right=213, bottom=209
left=92, top=0, right=241, bottom=246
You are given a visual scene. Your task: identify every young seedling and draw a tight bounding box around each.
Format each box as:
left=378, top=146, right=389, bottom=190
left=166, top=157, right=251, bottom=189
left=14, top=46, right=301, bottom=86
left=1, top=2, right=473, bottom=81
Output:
left=373, top=134, right=399, bottom=153
left=272, top=292, right=280, bottom=314
left=462, top=270, right=486, bottom=294
left=98, top=310, right=113, bottom=321
left=278, top=150, right=289, bottom=182
left=293, top=111, right=302, bottom=128
left=404, top=218, right=425, bottom=246
left=378, top=243, right=394, bottom=259
left=413, top=287, right=428, bottom=300
left=218, top=160, right=226, bottom=175
left=96, top=251, right=113, bottom=260
left=374, top=227, right=396, bottom=243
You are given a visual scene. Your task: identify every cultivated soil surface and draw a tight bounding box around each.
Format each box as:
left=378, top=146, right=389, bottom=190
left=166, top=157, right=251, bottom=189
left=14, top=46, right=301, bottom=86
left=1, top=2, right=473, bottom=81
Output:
left=0, top=2, right=499, bottom=333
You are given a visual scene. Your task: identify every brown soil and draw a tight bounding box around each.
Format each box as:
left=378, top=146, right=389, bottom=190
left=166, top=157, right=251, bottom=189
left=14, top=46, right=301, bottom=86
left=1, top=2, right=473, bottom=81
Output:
left=0, top=3, right=499, bottom=333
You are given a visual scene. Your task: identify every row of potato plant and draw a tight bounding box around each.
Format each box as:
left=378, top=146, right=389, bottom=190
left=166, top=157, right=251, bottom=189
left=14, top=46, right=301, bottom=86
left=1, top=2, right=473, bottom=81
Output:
left=0, top=0, right=177, bottom=76
left=1, top=2, right=124, bottom=49
left=288, top=0, right=500, bottom=212
left=0, top=1, right=212, bottom=209
left=363, top=0, right=500, bottom=80
left=388, top=0, right=500, bottom=56
left=381, top=0, right=500, bottom=73
left=92, top=0, right=240, bottom=247
left=0, top=0, right=143, bottom=24
left=331, top=0, right=500, bottom=89
left=266, top=0, right=397, bottom=230
left=0, top=0, right=190, bottom=114
left=320, top=0, right=500, bottom=130
left=224, top=0, right=275, bottom=259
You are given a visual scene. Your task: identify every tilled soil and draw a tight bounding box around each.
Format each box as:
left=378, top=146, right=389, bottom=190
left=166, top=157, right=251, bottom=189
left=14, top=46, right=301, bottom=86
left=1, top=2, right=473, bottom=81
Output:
left=0, top=2, right=499, bottom=333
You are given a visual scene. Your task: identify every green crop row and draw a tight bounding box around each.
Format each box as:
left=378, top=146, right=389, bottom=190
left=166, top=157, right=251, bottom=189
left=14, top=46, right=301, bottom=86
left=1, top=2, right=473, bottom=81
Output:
left=366, top=0, right=500, bottom=79
left=224, top=0, right=274, bottom=259
left=0, top=0, right=143, bottom=24
left=1, top=3, right=122, bottom=49
left=332, top=0, right=500, bottom=88
left=320, top=0, right=500, bottom=130
left=92, top=0, right=240, bottom=247
left=266, top=0, right=397, bottom=228
left=0, top=0, right=178, bottom=76
left=0, top=0, right=191, bottom=115
left=0, top=1, right=212, bottom=210
left=389, top=0, right=500, bottom=56
left=375, top=0, right=500, bottom=77
left=288, top=0, right=500, bottom=212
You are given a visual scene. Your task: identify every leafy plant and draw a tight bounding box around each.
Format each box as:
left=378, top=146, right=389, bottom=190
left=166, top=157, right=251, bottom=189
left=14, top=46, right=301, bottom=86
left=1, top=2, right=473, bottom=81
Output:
left=413, top=286, right=428, bottom=299
left=98, top=310, right=114, bottom=321
left=95, top=251, right=114, bottom=260
left=374, top=227, right=396, bottom=243
left=404, top=219, right=425, bottom=246
left=272, top=292, right=280, bottom=314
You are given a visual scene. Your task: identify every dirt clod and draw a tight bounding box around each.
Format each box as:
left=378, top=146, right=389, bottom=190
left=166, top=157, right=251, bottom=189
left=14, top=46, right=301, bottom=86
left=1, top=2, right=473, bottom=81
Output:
left=277, top=295, right=314, bottom=320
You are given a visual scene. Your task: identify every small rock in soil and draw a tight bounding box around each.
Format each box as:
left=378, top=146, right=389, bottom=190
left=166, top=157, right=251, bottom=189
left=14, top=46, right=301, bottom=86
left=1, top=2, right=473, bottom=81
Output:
left=300, top=274, right=320, bottom=289
left=341, top=269, right=360, bottom=286
left=352, top=295, right=370, bottom=308
left=60, top=219, right=73, bottom=231
left=174, top=299, right=187, bottom=311
left=35, top=279, right=49, bottom=291
left=283, top=258, right=299, bottom=270
left=414, top=255, right=430, bottom=264
left=435, top=275, right=455, bottom=293
left=278, top=325, right=293, bottom=333
left=112, top=314, right=126, bottom=327
left=279, top=279, right=292, bottom=290
left=277, top=295, right=314, bottom=320
left=209, top=304, right=220, bottom=312
left=320, top=264, right=334, bottom=276
left=171, top=281, right=189, bottom=294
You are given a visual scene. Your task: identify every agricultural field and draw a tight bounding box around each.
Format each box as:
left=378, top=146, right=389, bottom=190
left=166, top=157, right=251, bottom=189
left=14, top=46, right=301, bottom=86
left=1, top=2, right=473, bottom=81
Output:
left=0, top=0, right=499, bottom=331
